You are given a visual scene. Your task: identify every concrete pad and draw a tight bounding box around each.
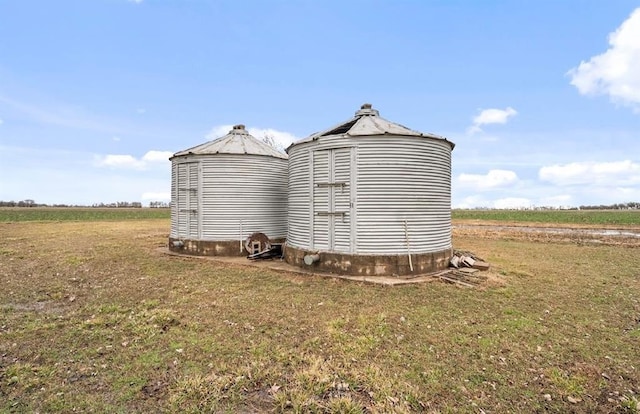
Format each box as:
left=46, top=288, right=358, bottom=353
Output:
left=158, top=248, right=442, bottom=286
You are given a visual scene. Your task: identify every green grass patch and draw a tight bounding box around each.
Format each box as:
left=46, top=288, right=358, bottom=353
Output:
left=5, top=207, right=638, bottom=226
left=453, top=209, right=640, bottom=226
left=1, top=220, right=639, bottom=412
left=0, top=207, right=170, bottom=222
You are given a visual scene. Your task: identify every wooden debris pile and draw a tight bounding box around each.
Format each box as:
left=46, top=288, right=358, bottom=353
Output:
left=449, top=250, right=490, bottom=271
left=438, top=251, right=491, bottom=288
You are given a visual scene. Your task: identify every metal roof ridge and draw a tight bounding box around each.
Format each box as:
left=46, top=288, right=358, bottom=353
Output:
left=286, top=103, right=455, bottom=152
left=172, top=125, right=288, bottom=159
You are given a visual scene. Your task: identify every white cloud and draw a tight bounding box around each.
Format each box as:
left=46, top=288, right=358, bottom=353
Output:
left=142, top=150, right=173, bottom=163
left=0, top=118, right=3, bottom=125
left=467, top=107, right=517, bottom=134
left=454, top=195, right=532, bottom=209
left=0, top=145, right=170, bottom=206
left=128, top=0, right=143, bottom=3
left=207, top=125, right=232, bottom=138
left=568, top=8, right=640, bottom=111
left=141, top=191, right=170, bottom=201
left=207, top=124, right=299, bottom=151
left=573, top=186, right=640, bottom=206
left=538, top=194, right=573, bottom=208
left=539, top=160, right=640, bottom=186
left=95, top=150, right=172, bottom=170
left=97, top=154, right=142, bottom=169
left=454, top=195, right=491, bottom=209
left=457, top=169, right=519, bottom=190
left=493, top=197, right=532, bottom=209
left=136, top=108, right=146, bottom=114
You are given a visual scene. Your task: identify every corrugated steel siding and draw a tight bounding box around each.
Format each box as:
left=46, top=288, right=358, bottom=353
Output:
left=188, top=163, right=199, bottom=237
left=286, top=149, right=311, bottom=247
left=312, top=149, right=329, bottom=250
left=171, top=162, right=199, bottom=239
left=170, top=154, right=287, bottom=242
left=309, top=147, right=353, bottom=253
left=333, top=147, right=352, bottom=253
left=287, top=135, right=452, bottom=255
left=170, top=162, right=178, bottom=236
left=356, top=137, right=451, bottom=254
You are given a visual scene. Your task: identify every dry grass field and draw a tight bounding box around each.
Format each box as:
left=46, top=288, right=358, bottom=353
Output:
left=1, top=214, right=639, bottom=412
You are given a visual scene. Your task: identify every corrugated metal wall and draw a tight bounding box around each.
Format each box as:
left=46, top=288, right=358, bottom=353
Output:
left=309, top=147, right=354, bottom=253
left=287, top=135, right=452, bottom=255
left=287, top=149, right=311, bottom=246
left=170, top=154, right=288, bottom=241
left=171, top=162, right=199, bottom=239
left=312, top=149, right=330, bottom=250
left=170, top=162, right=178, bottom=236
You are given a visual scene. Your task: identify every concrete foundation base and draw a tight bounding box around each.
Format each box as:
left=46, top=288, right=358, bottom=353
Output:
left=284, top=244, right=452, bottom=276
left=168, top=237, right=285, bottom=257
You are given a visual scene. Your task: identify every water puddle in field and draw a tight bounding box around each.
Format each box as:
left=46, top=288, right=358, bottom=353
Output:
left=454, top=225, right=640, bottom=238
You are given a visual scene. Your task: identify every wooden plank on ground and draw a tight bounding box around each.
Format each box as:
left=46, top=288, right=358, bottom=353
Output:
left=439, top=275, right=474, bottom=288
left=457, top=267, right=480, bottom=274
left=472, top=261, right=490, bottom=271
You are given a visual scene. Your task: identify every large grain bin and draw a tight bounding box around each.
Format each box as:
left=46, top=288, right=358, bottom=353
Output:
left=285, top=104, right=455, bottom=276
left=169, top=124, right=288, bottom=256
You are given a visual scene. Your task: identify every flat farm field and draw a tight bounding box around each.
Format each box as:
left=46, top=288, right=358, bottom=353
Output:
left=0, top=207, right=170, bottom=222
left=1, top=215, right=639, bottom=412
left=453, top=209, right=640, bottom=228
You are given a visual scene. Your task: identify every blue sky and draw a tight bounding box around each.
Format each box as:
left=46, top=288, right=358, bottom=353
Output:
left=1, top=0, right=639, bottom=208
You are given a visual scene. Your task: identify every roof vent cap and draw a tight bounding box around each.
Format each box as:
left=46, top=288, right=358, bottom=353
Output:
left=231, top=124, right=247, bottom=133
left=355, top=103, right=379, bottom=117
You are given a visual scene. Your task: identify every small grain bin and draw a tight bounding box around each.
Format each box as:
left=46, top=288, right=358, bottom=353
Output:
left=169, top=124, right=288, bottom=256
left=285, top=104, right=455, bottom=276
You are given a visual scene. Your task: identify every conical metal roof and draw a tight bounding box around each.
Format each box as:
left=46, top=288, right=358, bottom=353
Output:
left=288, top=103, right=454, bottom=151
left=172, top=124, right=288, bottom=160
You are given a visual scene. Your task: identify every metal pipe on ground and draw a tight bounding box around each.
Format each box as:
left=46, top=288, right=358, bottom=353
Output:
left=303, top=253, right=320, bottom=266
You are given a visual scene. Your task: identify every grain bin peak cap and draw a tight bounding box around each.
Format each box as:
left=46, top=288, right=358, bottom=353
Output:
left=286, top=103, right=454, bottom=152
left=171, top=124, right=288, bottom=160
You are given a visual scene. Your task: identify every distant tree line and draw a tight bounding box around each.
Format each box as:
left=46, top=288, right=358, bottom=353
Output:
left=3, top=199, right=637, bottom=210
left=0, top=199, right=40, bottom=207
left=0, top=200, right=154, bottom=208
left=457, top=201, right=640, bottom=211
left=91, top=202, right=143, bottom=208
left=578, top=202, right=640, bottom=210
